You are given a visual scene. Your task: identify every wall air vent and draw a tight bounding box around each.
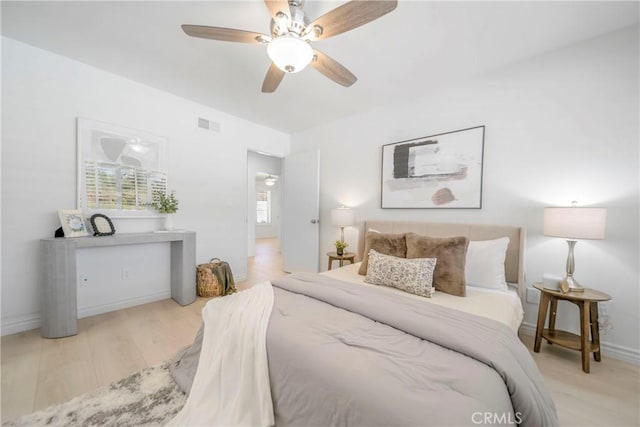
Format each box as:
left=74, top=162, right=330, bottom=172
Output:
left=197, top=117, right=220, bottom=132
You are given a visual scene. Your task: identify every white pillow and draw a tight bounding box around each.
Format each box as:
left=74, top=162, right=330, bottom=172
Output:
left=465, top=237, right=510, bottom=291
left=364, top=249, right=436, bottom=298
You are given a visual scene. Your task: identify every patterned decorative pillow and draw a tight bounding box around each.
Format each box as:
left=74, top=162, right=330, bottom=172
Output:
left=364, top=249, right=437, bottom=298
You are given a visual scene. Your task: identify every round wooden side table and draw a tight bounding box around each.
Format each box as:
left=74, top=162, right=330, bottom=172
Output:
left=326, top=252, right=356, bottom=270
left=533, top=283, right=611, bottom=373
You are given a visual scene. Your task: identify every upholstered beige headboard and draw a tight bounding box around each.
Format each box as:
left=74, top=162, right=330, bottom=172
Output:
left=358, top=220, right=526, bottom=297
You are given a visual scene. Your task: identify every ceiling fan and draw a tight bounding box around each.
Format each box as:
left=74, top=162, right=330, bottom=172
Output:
left=182, top=0, right=398, bottom=93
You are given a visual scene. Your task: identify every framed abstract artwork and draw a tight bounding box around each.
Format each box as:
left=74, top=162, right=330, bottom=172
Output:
left=381, top=126, right=485, bottom=209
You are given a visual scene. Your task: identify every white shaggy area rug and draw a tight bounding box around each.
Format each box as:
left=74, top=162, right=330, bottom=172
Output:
left=4, top=363, right=186, bottom=427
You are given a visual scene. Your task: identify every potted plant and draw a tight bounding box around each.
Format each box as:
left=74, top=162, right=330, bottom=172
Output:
left=149, top=190, right=179, bottom=230
left=334, top=240, right=349, bottom=256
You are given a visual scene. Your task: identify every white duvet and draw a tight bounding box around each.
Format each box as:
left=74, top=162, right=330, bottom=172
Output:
left=322, top=262, right=524, bottom=332
left=167, top=281, right=275, bottom=427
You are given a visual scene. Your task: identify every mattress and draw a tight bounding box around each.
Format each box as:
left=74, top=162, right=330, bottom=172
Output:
left=321, top=262, right=524, bottom=332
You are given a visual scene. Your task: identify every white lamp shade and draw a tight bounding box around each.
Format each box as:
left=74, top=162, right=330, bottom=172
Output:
left=331, top=207, right=354, bottom=227
left=267, top=36, right=313, bottom=73
left=544, top=207, right=607, bottom=240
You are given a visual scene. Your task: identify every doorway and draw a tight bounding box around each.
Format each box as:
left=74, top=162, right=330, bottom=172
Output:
left=247, top=151, right=284, bottom=278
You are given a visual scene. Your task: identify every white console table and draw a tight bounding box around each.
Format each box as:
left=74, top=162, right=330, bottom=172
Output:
left=41, top=231, right=196, bottom=338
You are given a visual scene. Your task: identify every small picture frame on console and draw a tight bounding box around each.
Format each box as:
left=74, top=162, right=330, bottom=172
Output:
left=58, top=209, right=89, bottom=238
left=90, top=213, right=116, bottom=236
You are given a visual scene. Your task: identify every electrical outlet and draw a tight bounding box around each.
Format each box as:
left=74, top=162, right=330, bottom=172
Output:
left=122, top=269, right=130, bottom=281
left=526, top=287, right=540, bottom=304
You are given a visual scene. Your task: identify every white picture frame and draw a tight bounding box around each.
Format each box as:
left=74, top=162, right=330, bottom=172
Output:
left=58, top=209, right=89, bottom=238
left=76, top=118, right=168, bottom=218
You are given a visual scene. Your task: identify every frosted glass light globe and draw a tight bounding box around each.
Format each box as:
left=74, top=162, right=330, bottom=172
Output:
left=267, top=36, right=313, bottom=73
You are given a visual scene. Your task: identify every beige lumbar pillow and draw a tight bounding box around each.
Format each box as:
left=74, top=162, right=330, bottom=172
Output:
left=358, top=230, right=407, bottom=275
left=405, top=233, right=469, bottom=297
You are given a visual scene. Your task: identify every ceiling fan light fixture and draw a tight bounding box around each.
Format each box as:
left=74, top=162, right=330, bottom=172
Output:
left=267, top=35, right=313, bottom=73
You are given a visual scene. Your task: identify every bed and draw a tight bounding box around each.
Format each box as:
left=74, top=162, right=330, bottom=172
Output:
left=322, top=220, right=526, bottom=332
left=168, top=221, right=558, bottom=427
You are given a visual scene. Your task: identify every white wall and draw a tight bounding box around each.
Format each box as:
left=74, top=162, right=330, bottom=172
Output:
left=290, top=26, right=639, bottom=362
left=247, top=151, right=282, bottom=256
left=1, top=37, right=289, bottom=335
left=76, top=244, right=171, bottom=318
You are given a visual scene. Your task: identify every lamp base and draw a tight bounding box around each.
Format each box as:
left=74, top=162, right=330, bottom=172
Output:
left=560, top=276, right=584, bottom=293
left=560, top=240, right=584, bottom=293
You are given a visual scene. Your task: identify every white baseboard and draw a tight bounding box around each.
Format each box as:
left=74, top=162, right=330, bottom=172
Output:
left=519, top=321, right=538, bottom=337
left=78, top=291, right=171, bottom=318
left=520, top=321, right=640, bottom=365
left=2, top=290, right=174, bottom=336
left=2, top=275, right=251, bottom=337
left=1, top=313, right=41, bottom=336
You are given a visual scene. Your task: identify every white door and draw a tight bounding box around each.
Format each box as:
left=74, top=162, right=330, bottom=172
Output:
left=282, top=150, right=320, bottom=272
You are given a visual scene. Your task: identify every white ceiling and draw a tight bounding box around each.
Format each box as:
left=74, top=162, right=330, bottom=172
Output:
left=2, top=1, right=638, bottom=133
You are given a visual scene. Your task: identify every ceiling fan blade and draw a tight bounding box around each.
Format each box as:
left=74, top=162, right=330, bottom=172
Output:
left=262, top=63, right=286, bottom=93
left=311, top=50, right=357, bottom=87
left=306, top=0, right=398, bottom=40
left=264, top=0, right=291, bottom=21
left=182, top=25, right=270, bottom=44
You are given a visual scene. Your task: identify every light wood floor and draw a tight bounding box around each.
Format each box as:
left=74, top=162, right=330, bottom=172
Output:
left=2, top=237, right=638, bottom=425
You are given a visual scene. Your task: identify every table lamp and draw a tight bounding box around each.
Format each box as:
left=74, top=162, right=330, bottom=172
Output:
left=543, top=204, right=607, bottom=293
left=331, top=206, right=354, bottom=243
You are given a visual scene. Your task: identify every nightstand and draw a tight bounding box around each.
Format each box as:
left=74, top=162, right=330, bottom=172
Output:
left=326, top=252, right=356, bottom=270
left=533, top=283, right=611, bottom=373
